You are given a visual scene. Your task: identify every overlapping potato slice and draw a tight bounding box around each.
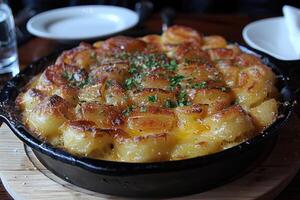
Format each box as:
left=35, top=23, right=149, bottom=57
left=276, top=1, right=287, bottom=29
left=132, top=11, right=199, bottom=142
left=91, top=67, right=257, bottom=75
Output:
left=16, top=88, right=45, bottom=111
left=249, top=98, right=278, bottom=129
left=129, top=88, right=176, bottom=107
left=162, top=25, right=203, bottom=46
left=17, top=25, right=280, bottom=162
left=26, top=95, right=75, bottom=145
left=202, top=105, right=256, bottom=143
left=114, top=132, right=175, bottom=162
left=60, top=120, right=113, bottom=158
left=171, top=134, right=221, bottom=160
left=125, top=106, right=176, bottom=136
left=202, top=35, right=227, bottom=50
left=56, top=43, right=97, bottom=69
left=100, top=36, right=147, bottom=53
left=232, top=65, right=276, bottom=109
left=77, top=102, right=122, bottom=129
left=188, top=88, right=234, bottom=114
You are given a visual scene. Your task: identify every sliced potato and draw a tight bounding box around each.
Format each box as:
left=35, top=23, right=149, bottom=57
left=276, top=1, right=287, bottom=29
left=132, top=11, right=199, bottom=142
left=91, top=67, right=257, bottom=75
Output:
left=61, top=120, right=113, bottom=158
left=202, top=35, right=227, bottom=49
left=114, top=132, right=175, bottom=162
left=202, top=105, right=256, bottom=143
left=171, top=134, right=221, bottom=160
left=77, top=102, right=122, bottom=129
left=78, top=83, right=104, bottom=103
left=250, top=98, right=278, bottom=129
left=126, top=106, right=176, bottom=136
left=16, top=88, right=45, bottom=111
left=233, top=65, right=276, bottom=109
left=100, top=36, right=147, bottom=53
left=55, top=43, right=97, bottom=69
left=215, top=59, right=240, bottom=87
left=188, top=88, right=234, bottom=114
left=162, top=25, right=203, bottom=46
left=27, top=95, right=75, bottom=144
left=175, top=104, right=209, bottom=134
left=140, top=74, right=170, bottom=90
left=103, top=80, right=128, bottom=106
left=208, top=48, right=235, bottom=60
left=130, top=88, right=176, bottom=107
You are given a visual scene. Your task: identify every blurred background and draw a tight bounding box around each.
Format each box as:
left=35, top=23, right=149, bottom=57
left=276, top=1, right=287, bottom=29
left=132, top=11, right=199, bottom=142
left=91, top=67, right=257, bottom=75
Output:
left=6, top=0, right=300, bottom=47
left=3, top=0, right=300, bottom=68
left=8, top=0, right=300, bottom=15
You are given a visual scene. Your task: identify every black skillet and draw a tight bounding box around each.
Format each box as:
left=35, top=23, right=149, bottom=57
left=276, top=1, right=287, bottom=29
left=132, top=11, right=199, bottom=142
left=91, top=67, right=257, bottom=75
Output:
left=0, top=43, right=296, bottom=197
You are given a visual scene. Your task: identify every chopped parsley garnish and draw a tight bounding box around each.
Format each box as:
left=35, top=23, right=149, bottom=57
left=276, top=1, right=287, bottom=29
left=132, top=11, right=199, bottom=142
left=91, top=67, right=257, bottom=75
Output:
left=115, top=51, right=129, bottom=60
left=192, top=81, right=207, bottom=89
left=148, top=95, right=158, bottom=103
left=121, top=53, right=183, bottom=91
left=124, top=77, right=137, bottom=90
left=177, top=90, right=191, bottom=107
left=76, top=78, right=91, bottom=88
left=122, top=105, right=134, bottom=116
left=129, top=53, right=166, bottom=70
left=169, top=75, right=185, bottom=90
left=123, top=72, right=147, bottom=90
left=62, top=71, right=73, bottom=81
left=164, top=99, right=177, bottom=108
left=61, top=70, right=91, bottom=88
left=128, top=64, right=138, bottom=74
left=164, top=59, right=178, bottom=71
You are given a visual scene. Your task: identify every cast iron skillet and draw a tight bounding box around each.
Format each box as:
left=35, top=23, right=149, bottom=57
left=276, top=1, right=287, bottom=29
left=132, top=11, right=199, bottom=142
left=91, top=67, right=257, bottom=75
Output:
left=0, top=45, right=295, bottom=197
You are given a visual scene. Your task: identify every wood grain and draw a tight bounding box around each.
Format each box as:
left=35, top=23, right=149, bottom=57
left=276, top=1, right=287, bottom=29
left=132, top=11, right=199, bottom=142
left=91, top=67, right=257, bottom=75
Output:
left=0, top=115, right=300, bottom=200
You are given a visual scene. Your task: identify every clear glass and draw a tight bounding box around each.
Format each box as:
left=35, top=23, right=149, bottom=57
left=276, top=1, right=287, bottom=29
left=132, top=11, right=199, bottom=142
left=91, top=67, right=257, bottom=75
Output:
left=0, top=1, right=19, bottom=76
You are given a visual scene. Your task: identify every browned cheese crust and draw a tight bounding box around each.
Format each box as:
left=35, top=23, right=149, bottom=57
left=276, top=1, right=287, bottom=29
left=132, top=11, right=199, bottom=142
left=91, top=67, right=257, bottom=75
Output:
left=16, top=25, right=279, bottom=162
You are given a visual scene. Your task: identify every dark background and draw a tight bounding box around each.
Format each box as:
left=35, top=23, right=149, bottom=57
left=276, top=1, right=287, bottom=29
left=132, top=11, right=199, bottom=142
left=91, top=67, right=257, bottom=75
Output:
left=7, top=0, right=300, bottom=16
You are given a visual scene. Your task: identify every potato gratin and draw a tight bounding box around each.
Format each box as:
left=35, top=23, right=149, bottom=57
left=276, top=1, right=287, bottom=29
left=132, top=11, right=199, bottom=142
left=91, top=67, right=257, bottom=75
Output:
left=16, top=26, right=279, bottom=162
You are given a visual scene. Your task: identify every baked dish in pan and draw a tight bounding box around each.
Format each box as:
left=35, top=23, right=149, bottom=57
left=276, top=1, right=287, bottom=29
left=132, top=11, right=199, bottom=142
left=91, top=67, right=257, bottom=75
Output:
left=16, top=25, right=279, bottom=162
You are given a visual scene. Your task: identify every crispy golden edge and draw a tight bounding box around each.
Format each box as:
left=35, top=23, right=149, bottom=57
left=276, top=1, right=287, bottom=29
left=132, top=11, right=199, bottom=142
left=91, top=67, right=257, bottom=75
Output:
left=17, top=25, right=279, bottom=162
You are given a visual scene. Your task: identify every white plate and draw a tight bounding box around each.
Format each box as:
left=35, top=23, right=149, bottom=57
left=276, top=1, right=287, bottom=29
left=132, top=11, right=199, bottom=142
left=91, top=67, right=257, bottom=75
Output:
left=243, top=17, right=299, bottom=61
left=27, top=5, right=138, bottom=41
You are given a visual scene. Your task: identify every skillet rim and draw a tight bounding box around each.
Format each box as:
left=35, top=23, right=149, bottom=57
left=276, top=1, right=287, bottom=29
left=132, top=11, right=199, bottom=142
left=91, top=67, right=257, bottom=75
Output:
left=0, top=44, right=295, bottom=176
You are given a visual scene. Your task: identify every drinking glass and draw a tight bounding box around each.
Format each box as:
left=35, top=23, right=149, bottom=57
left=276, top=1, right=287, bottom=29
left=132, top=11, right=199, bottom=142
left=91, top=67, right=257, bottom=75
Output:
left=0, top=0, right=19, bottom=78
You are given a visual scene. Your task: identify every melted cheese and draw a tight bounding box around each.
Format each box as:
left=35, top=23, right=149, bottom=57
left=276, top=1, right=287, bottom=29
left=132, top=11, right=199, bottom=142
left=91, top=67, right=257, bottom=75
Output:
left=16, top=25, right=279, bottom=162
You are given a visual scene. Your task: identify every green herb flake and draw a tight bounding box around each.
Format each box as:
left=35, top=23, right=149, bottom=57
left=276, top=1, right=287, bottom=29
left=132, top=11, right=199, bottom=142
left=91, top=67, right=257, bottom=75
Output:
left=116, top=51, right=129, bottom=60
left=128, top=65, right=138, bottom=74
left=124, top=77, right=136, bottom=90
left=164, top=59, right=178, bottom=71
left=148, top=95, right=158, bottom=103
left=122, top=105, right=134, bottom=116
left=77, top=78, right=90, bottom=88
left=177, top=90, right=191, bottom=107
left=169, top=75, right=185, bottom=90
left=62, top=71, right=74, bottom=81
left=192, top=81, right=207, bottom=89
left=61, top=70, right=91, bottom=88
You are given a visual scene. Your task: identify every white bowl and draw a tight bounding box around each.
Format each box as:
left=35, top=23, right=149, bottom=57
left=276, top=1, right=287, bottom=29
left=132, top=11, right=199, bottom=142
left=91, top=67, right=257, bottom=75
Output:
left=243, top=17, right=299, bottom=61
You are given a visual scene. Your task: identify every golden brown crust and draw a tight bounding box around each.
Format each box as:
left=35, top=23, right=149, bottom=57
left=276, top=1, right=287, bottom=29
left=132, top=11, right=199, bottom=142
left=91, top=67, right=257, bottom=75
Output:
left=162, top=25, right=203, bottom=45
left=17, top=25, right=279, bottom=162
left=100, top=36, right=147, bottom=54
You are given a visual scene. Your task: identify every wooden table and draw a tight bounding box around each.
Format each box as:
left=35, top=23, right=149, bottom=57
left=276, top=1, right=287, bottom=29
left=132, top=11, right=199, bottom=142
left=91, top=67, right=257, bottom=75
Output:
left=1, top=14, right=300, bottom=200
